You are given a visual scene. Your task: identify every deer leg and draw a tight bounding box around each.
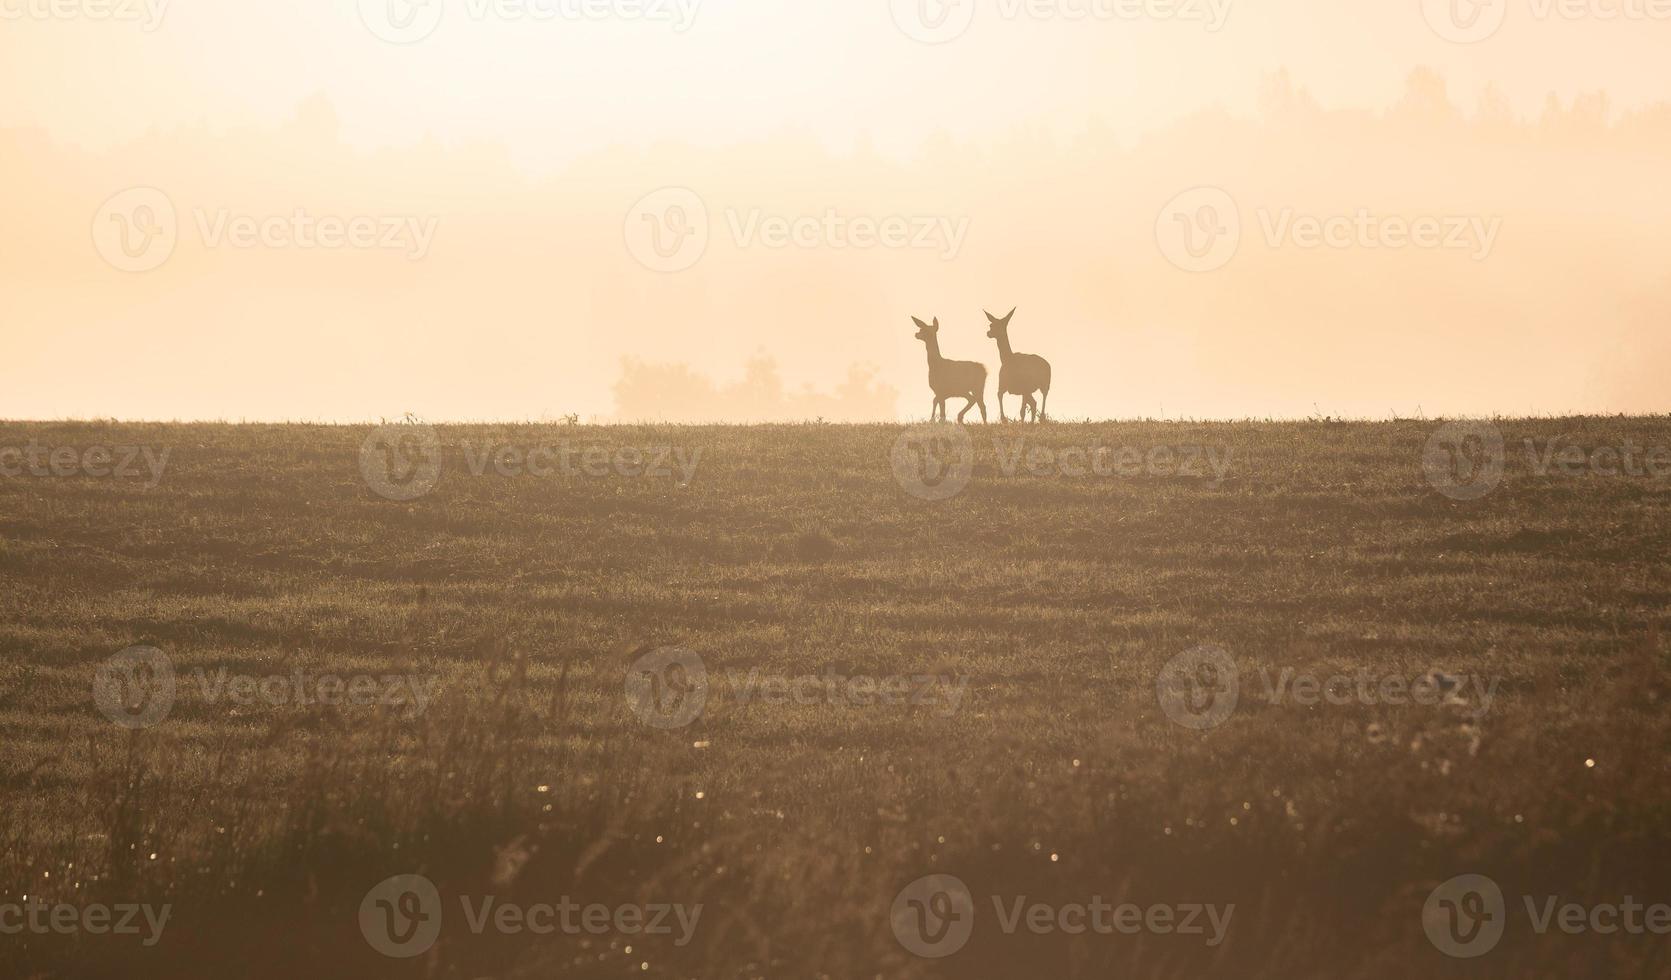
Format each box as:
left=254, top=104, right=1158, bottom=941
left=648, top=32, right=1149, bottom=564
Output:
left=1040, top=389, right=1049, bottom=423
left=996, top=392, right=1008, bottom=423
left=978, top=398, right=988, bottom=424
left=956, top=398, right=973, bottom=424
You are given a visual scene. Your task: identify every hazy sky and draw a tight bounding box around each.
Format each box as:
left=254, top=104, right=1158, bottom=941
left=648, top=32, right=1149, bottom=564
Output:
left=6, top=1, right=1671, bottom=161
left=3, top=1, right=1669, bottom=420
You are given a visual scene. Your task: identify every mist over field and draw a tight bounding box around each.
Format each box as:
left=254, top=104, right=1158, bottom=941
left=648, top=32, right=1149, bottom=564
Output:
left=4, top=3, right=1670, bottom=978
left=4, top=4, right=1671, bottom=421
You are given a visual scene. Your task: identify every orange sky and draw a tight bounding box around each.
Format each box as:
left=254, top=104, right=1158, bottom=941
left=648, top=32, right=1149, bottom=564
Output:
left=2, top=2, right=1668, bottom=420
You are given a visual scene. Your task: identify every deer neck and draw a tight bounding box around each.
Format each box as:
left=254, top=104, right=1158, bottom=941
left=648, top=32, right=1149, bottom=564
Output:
left=922, top=336, right=945, bottom=367
left=994, top=333, right=1015, bottom=363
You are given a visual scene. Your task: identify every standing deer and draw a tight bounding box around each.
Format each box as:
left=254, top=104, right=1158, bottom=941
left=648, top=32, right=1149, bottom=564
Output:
left=985, top=308, right=1052, bottom=423
left=912, top=316, right=988, bottom=423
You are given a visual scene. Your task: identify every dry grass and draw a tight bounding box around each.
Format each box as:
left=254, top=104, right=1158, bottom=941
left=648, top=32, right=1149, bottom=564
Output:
left=1, top=418, right=1668, bottom=978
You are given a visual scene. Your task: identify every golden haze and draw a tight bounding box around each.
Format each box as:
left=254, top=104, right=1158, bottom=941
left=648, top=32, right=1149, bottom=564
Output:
left=2, top=2, right=1668, bottom=420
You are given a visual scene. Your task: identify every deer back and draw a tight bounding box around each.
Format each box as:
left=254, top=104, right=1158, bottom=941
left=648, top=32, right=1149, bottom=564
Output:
left=932, top=358, right=987, bottom=395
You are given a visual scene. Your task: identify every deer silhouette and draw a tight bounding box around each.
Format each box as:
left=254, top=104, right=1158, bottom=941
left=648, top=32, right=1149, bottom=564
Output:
left=912, top=316, right=988, bottom=423
left=985, top=308, right=1052, bottom=423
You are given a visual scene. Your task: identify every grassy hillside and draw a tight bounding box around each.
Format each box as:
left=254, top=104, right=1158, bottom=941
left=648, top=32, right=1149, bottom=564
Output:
left=2, top=418, right=1668, bottom=978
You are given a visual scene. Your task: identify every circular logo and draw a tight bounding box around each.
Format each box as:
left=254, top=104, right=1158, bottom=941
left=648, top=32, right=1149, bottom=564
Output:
left=1422, top=0, right=1507, bottom=43
left=93, top=187, right=178, bottom=274
left=891, top=424, right=975, bottom=502
left=360, top=424, right=444, bottom=501
left=1423, top=873, right=1505, bottom=958
left=1156, top=186, right=1240, bottom=273
left=93, top=646, right=176, bottom=729
left=1423, top=421, right=1505, bottom=501
left=358, top=0, right=444, bottom=44
left=624, top=187, right=709, bottom=273
left=360, top=874, right=443, bottom=958
left=625, top=647, right=709, bottom=729
left=891, top=874, right=975, bottom=958
left=890, top=0, right=976, bottom=44
left=1156, top=645, right=1239, bottom=730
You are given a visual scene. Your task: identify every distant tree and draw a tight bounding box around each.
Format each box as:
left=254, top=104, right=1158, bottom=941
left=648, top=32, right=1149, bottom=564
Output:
left=613, top=357, right=898, bottom=422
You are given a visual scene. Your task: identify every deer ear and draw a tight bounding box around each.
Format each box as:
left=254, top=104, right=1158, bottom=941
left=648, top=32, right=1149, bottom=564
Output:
left=1004, top=307, right=1016, bottom=321
left=911, top=317, right=929, bottom=330
left=932, top=318, right=940, bottom=329
left=984, top=310, right=998, bottom=323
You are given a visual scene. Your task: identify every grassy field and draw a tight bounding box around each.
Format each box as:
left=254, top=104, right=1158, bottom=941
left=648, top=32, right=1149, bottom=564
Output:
left=2, top=418, right=1669, bottom=979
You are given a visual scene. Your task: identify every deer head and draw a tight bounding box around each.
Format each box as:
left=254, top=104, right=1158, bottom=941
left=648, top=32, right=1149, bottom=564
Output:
left=912, top=316, right=941, bottom=341
left=984, top=307, right=1016, bottom=339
